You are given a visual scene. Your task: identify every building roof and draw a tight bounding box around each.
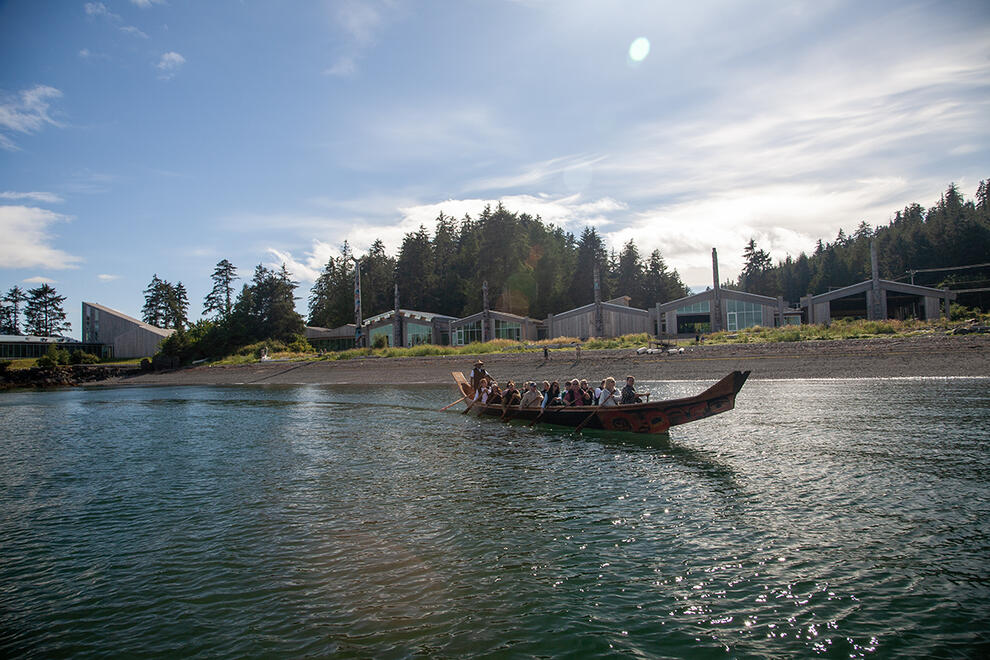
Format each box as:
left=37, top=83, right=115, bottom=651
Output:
left=552, top=299, right=649, bottom=320
left=362, top=308, right=458, bottom=326
left=83, top=301, right=174, bottom=337
left=656, top=288, right=780, bottom=313
left=305, top=324, right=356, bottom=339
left=801, top=279, right=956, bottom=306
left=451, top=309, right=539, bottom=325
left=0, top=334, right=80, bottom=344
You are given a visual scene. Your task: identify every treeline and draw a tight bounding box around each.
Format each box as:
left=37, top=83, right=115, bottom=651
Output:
left=156, top=261, right=306, bottom=361
left=735, top=181, right=990, bottom=302
left=0, top=284, right=70, bottom=336
left=307, top=204, right=691, bottom=329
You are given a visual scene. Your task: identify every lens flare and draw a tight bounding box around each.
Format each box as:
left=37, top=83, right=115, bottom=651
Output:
left=628, top=37, right=650, bottom=62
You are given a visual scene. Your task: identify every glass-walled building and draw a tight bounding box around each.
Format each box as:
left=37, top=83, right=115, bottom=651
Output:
left=657, top=290, right=783, bottom=336
left=450, top=310, right=540, bottom=346
left=362, top=309, right=457, bottom=348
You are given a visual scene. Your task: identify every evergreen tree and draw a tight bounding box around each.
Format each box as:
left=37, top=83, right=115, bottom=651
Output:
left=615, top=240, right=645, bottom=306
left=643, top=249, right=690, bottom=304
left=308, top=245, right=354, bottom=328
left=1, top=301, right=15, bottom=334
left=203, top=259, right=238, bottom=321
left=24, top=284, right=70, bottom=336
left=394, top=226, right=434, bottom=311
left=167, top=282, right=189, bottom=330
left=3, top=286, right=28, bottom=334
left=738, top=239, right=775, bottom=295
left=141, top=274, right=168, bottom=327
left=570, top=227, right=609, bottom=307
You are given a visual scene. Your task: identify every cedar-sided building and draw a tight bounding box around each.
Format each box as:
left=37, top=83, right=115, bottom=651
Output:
left=546, top=296, right=652, bottom=340
left=800, top=241, right=955, bottom=323
left=81, top=302, right=173, bottom=358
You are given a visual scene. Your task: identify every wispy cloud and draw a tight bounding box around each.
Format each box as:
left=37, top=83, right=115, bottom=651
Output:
left=120, top=25, right=149, bottom=39
left=97, top=273, right=120, bottom=281
left=130, top=0, right=165, bottom=7
left=0, top=85, right=64, bottom=150
left=156, top=51, right=186, bottom=79
left=84, top=2, right=117, bottom=19
left=323, top=56, right=357, bottom=78
left=0, top=205, right=82, bottom=269
left=0, top=191, right=64, bottom=204
left=24, top=276, right=57, bottom=284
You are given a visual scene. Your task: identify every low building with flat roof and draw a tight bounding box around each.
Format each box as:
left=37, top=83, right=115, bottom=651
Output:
left=0, top=334, right=109, bottom=359
left=305, top=324, right=357, bottom=351
left=82, top=302, right=173, bottom=358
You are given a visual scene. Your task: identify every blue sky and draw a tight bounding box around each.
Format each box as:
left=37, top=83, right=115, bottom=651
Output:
left=2, top=0, right=988, bottom=337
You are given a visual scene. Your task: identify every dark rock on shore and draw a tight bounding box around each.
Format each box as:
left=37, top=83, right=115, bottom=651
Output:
left=0, top=365, right=137, bottom=390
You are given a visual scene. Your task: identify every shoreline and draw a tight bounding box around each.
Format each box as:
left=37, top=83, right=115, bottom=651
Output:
left=92, top=334, right=990, bottom=388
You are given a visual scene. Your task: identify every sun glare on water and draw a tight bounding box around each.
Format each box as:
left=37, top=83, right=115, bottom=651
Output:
left=628, top=37, right=650, bottom=62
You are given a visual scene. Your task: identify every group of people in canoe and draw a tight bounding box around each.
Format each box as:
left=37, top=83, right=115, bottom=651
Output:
left=468, top=360, right=646, bottom=410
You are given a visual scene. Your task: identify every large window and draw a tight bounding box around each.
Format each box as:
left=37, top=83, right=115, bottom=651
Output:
left=407, top=322, right=433, bottom=346
left=677, top=300, right=710, bottom=314
left=494, top=319, right=521, bottom=342
left=726, top=299, right=763, bottom=331
left=454, top=320, right=482, bottom=346
left=369, top=325, right=393, bottom=347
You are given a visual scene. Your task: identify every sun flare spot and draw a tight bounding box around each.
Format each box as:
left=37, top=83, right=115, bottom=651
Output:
left=628, top=37, right=650, bottom=62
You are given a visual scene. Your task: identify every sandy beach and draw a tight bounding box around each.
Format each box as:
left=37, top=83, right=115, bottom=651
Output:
left=98, top=334, right=990, bottom=388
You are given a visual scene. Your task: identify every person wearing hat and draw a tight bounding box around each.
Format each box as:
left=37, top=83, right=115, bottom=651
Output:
left=520, top=381, right=543, bottom=409
left=470, top=360, right=494, bottom=393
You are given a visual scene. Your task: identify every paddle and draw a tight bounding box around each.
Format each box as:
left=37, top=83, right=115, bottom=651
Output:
left=528, top=406, right=549, bottom=427
left=439, top=396, right=466, bottom=412
left=462, top=397, right=479, bottom=414
left=573, top=403, right=604, bottom=433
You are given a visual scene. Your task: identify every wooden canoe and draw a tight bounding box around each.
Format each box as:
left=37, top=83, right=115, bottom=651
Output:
left=452, top=370, right=750, bottom=434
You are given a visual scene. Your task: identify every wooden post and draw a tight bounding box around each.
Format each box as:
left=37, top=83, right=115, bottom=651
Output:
left=482, top=280, right=490, bottom=342
left=593, top=264, right=603, bottom=337
left=393, top=284, right=402, bottom=348
left=351, top=256, right=363, bottom=347
left=711, top=248, right=722, bottom=332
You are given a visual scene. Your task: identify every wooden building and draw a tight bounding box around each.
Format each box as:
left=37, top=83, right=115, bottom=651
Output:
left=81, top=302, right=173, bottom=358
left=545, top=296, right=652, bottom=340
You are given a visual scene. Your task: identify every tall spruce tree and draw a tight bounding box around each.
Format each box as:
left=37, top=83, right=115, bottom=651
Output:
left=24, top=284, right=70, bottom=336
left=3, top=286, right=27, bottom=334
left=203, top=259, right=238, bottom=321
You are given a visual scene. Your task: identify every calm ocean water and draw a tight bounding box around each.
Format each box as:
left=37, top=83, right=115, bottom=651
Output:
left=1, top=377, right=988, bottom=658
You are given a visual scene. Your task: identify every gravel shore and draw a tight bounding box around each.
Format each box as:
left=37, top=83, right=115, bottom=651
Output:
left=98, top=334, right=990, bottom=388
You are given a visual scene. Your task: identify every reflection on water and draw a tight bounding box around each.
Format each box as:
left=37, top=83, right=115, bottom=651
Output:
left=1, top=378, right=988, bottom=658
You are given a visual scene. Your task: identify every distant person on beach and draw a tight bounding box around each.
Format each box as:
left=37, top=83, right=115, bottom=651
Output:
left=621, top=376, right=642, bottom=404
left=543, top=346, right=550, bottom=361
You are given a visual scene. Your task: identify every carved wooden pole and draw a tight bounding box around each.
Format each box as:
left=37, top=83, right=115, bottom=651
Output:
left=351, top=256, right=363, bottom=348
left=593, top=263, right=603, bottom=337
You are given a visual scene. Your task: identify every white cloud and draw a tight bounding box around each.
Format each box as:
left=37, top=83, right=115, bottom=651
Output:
left=24, top=276, right=57, bottom=284
left=0, top=191, right=64, bottom=204
left=156, top=51, right=186, bottom=79
left=84, top=2, right=114, bottom=18
left=0, top=205, right=82, bottom=269
left=0, top=85, right=64, bottom=150
left=120, top=25, right=149, bottom=39
left=97, top=273, right=120, bottom=281
left=335, top=1, right=383, bottom=44
left=324, top=56, right=357, bottom=77
left=266, top=241, right=340, bottom=283
left=130, top=0, right=164, bottom=7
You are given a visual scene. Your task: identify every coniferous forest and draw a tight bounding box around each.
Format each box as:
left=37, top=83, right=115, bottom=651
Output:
left=307, top=204, right=691, bottom=329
